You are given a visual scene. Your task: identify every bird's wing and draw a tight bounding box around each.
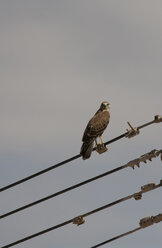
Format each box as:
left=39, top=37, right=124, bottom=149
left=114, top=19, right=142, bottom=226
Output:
left=82, top=111, right=110, bottom=141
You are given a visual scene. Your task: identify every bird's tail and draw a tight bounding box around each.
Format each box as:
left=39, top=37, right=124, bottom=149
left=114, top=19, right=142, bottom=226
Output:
left=80, top=139, right=94, bottom=160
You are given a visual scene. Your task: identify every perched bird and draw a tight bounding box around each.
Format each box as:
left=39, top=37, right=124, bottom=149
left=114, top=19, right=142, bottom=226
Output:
left=80, top=101, right=110, bottom=160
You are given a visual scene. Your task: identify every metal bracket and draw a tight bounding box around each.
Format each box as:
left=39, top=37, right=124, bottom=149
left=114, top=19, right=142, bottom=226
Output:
left=133, top=193, right=142, bottom=200
left=96, top=144, right=108, bottom=154
left=126, top=158, right=140, bottom=169
left=139, top=216, right=153, bottom=228
left=154, top=115, right=162, bottom=123
left=153, top=214, right=162, bottom=223
left=141, top=183, right=155, bottom=192
left=125, top=122, right=140, bottom=138
left=73, top=216, right=85, bottom=226
left=140, top=213, right=162, bottom=228
left=125, top=149, right=162, bottom=170
left=140, top=149, right=161, bottom=162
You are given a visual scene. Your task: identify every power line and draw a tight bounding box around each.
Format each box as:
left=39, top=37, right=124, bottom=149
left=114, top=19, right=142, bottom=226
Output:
left=1, top=149, right=161, bottom=219
left=90, top=213, right=162, bottom=247
left=1, top=180, right=161, bottom=247
left=91, top=227, right=142, bottom=248
left=0, top=115, right=161, bottom=193
left=1, top=218, right=74, bottom=248
left=0, top=154, right=80, bottom=193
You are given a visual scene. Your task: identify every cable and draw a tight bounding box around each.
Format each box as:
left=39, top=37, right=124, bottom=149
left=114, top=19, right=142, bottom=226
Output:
left=1, top=149, right=161, bottom=219
left=0, top=154, right=80, bottom=192
left=1, top=180, right=161, bottom=247
left=90, top=213, right=162, bottom=247
left=1, top=218, right=74, bottom=248
left=91, top=227, right=142, bottom=248
left=0, top=165, right=123, bottom=219
left=0, top=115, right=161, bottom=193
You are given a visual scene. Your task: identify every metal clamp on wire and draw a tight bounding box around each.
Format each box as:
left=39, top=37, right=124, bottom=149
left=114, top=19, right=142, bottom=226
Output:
left=73, top=216, right=85, bottom=226
left=125, top=149, right=162, bottom=170
left=154, top=149, right=162, bottom=161
left=140, top=149, right=161, bottom=163
left=139, top=216, right=154, bottom=228
left=154, top=115, right=162, bottom=123
left=153, top=214, right=162, bottom=223
left=125, top=122, right=140, bottom=138
left=126, top=159, right=140, bottom=169
left=134, top=180, right=161, bottom=200
left=133, top=192, right=142, bottom=200
left=141, top=183, right=155, bottom=192
left=140, top=213, right=162, bottom=228
left=140, top=149, right=162, bottom=163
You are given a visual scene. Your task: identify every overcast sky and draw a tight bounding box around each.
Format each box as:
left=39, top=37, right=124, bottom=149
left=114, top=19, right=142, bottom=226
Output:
left=0, top=1, right=162, bottom=247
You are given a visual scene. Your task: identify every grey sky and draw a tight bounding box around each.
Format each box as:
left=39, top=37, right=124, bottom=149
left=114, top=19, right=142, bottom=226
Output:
left=0, top=1, right=162, bottom=247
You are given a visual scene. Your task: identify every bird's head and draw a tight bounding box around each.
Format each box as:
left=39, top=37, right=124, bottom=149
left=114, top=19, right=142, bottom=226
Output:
left=100, top=101, right=110, bottom=111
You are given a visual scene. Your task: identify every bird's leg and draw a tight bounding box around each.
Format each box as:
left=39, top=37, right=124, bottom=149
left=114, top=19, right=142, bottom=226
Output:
left=99, top=136, right=104, bottom=145
left=95, top=136, right=108, bottom=154
left=95, top=139, right=98, bottom=148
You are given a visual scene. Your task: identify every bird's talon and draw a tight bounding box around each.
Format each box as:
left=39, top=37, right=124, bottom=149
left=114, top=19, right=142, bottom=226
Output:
left=96, top=144, right=108, bottom=154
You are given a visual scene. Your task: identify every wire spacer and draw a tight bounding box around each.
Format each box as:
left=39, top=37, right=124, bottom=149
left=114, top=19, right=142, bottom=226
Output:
left=125, top=122, right=140, bottom=138
left=73, top=216, right=85, bottom=226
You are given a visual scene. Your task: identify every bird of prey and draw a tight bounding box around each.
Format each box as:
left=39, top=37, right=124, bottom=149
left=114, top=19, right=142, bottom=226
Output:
left=80, top=101, right=110, bottom=160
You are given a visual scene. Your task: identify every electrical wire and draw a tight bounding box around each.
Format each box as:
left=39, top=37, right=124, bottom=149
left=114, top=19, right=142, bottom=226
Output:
left=90, top=213, right=162, bottom=247
left=1, top=181, right=161, bottom=247
left=1, top=149, right=161, bottom=219
left=90, top=227, right=142, bottom=248
left=0, top=115, right=161, bottom=193
left=0, top=165, right=124, bottom=219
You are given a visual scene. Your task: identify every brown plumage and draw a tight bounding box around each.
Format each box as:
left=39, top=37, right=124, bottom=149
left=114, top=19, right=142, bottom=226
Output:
left=80, top=101, right=110, bottom=160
